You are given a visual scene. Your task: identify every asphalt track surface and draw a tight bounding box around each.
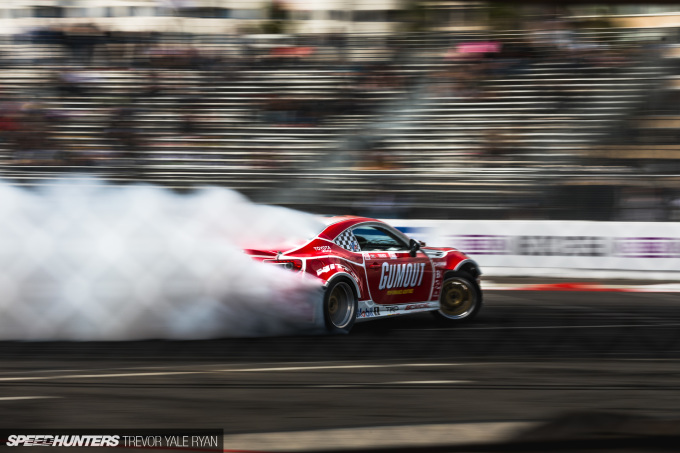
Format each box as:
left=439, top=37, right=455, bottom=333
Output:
left=1, top=281, right=680, bottom=452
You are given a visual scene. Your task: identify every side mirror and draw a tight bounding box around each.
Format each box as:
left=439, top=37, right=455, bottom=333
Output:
left=409, top=238, right=420, bottom=257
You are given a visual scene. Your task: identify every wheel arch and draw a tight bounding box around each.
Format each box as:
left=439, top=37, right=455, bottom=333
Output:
left=324, top=273, right=361, bottom=299
left=445, top=260, right=483, bottom=306
left=453, top=258, right=482, bottom=279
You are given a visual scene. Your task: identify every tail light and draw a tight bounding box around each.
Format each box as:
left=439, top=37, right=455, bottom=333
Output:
left=266, top=259, right=303, bottom=272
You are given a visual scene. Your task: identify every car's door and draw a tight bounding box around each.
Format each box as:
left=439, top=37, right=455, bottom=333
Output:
left=353, top=225, right=433, bottom=305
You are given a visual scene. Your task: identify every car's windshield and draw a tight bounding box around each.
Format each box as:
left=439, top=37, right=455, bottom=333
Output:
left=352, top=225, right=409, bottom=251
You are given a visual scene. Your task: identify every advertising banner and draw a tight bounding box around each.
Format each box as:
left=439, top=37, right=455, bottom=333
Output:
left=393, top=220, right=680, bottom=277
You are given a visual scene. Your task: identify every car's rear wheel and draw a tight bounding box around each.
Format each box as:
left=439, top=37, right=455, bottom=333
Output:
left=323, top=279, right=357, bottom=334
left=433, top=272, right=482, bottom=324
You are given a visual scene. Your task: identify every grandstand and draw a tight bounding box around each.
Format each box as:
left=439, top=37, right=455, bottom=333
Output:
left=0, top=3, right=679, bottom=221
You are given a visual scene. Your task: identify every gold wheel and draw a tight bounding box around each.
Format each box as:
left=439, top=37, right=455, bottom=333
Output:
left=439, top=277, right=477, bottom=320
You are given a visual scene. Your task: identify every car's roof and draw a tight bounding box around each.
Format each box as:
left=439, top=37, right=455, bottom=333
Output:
left=317, top=215, right=395, bottom=241
left=318, top=215, right=379, bottom=227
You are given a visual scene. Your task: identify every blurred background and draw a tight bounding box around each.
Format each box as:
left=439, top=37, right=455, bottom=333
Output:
left=0, top=0, right=679, bottom=221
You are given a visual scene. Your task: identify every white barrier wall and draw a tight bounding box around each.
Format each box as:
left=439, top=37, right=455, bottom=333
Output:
left=392, top=220, right=680, bottom=279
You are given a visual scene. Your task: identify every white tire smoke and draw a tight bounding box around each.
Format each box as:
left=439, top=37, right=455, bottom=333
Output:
left=0, top=178, right=325, bottom=340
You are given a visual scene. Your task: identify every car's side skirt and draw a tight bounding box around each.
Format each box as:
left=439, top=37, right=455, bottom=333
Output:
left=355, top=299, right=439, bottom=321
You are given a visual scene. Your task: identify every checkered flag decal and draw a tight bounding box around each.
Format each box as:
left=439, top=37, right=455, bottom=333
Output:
left=334, top=229, right=360, bottom=252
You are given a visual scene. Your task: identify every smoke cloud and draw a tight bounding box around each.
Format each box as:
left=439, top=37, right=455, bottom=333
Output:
left=0, top=178, right=326, bottom=340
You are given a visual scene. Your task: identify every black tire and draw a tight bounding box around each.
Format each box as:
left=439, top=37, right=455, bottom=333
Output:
left=432, top=272, right=482, bottom=324
left=323, top=279, right=358, bottom=334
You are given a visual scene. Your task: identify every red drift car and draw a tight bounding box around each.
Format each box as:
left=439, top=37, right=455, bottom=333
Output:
left=245, top=216, right=482, bottom=334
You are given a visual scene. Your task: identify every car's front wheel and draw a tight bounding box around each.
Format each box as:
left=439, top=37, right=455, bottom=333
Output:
left=323, top=279, right=357, bottom=334
left=432, top=272, right=482, bottom=324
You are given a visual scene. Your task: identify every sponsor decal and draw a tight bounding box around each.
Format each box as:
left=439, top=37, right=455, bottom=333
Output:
left=433, top=279, right=442, bottom=299
left=378, top=262, right=426, bottom=290
left=314, top=246, right=332, bottom=252
left=405, top=303, right=430, bottom=310
left=358, top=307, right=380, bottom=318
left=378, top=303, right=433, bottom=313
left=432, top=270, right=443, bottom=299
left=368, top=253, right=390, bottom=260
left=316, top=263, right=346, bottom=276
left=387, top=289, right=414, bottom=295
left=367, top=252, right=399, bottom=260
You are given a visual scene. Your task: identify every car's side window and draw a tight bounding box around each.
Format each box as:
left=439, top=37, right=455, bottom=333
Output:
left=352, top=226, right=408, bottom=252
left=334, top=229, right=361, bottom=252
